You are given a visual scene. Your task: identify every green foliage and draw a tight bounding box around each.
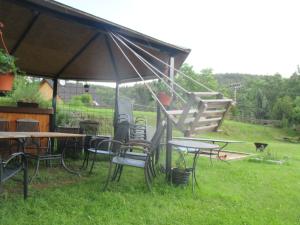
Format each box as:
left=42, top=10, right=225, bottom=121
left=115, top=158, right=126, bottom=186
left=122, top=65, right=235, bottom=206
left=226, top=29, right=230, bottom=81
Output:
left=174, top=150, right=188, bottom=170
left=175, top=64, right=218, bottom=92
left=216, top=71, right=300, bottom=129
left=272, top=96, right=293, bottom=121
left=69, top=93, right=93, bottom=106
left=95, top=86, right=115, bottom=106
left=0, top=76, right=50, bottom=108
left=12, top=81, right=42, bottom=103
left=0, top=49, right=17, bottom=75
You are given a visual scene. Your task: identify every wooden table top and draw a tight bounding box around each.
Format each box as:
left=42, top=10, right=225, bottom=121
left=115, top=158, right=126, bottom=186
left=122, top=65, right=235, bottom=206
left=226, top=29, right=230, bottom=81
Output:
left=0, top=132, right=85, bottom=139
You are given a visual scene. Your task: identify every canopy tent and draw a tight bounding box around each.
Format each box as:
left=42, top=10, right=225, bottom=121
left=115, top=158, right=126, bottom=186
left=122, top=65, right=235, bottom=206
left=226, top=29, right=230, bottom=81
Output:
left=0, top=0, right=190, bottom=83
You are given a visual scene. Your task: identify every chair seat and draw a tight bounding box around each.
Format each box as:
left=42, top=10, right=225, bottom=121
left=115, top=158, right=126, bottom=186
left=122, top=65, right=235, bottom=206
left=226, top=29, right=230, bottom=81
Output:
left=125, top=151, right=147, bottom=160
left=112, top=156, right=145, bottom=168
left=87, top=148, right=113, bottom=155
left=1, top=167, right=22, bottom=182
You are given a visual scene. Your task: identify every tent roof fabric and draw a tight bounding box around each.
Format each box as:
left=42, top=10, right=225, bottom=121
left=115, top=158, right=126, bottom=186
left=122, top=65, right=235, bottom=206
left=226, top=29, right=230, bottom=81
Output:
left=0, top=0, right=190, bottom=83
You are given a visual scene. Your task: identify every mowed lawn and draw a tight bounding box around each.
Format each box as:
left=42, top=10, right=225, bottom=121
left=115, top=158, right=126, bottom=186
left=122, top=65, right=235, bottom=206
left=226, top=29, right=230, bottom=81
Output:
left=1, top=120, right=300, bottom=225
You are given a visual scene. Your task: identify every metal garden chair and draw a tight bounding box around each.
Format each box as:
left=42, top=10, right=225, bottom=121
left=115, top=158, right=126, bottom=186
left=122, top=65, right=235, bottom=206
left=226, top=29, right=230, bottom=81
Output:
left=118, top=97, right=147, bottom=140
left=87, top=120, right=130, bottom=174
left=0, top=152, right=28, bottom=199
left=16, top=119, right=51, bottom=182
left=103, top=121, right=166, bottom=191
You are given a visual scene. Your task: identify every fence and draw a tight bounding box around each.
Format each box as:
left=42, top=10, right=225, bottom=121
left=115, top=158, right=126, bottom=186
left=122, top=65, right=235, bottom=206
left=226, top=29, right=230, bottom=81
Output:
left=228, top=114, right=281, bottom=126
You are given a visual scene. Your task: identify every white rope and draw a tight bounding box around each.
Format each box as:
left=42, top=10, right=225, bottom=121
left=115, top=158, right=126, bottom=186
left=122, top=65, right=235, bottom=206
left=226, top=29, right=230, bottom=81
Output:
left=116, top=33, right=216, bottom=93
left=111, top=33, right=190, bottom=95
left=108, top=33, right=169, bottom=113
left=111, top=32, right=187, bottom=103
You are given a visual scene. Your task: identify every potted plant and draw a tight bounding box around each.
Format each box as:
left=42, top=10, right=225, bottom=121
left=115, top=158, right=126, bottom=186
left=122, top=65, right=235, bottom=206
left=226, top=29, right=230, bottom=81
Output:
left=12, top=81, right=43, bottom=108
left=153, top=80, right=173, bottom=107
left=171, top=150, right=192, bottom=185
left=158, top=92, right=172, bottom=107
left=0, top=49, right=17, bottom=92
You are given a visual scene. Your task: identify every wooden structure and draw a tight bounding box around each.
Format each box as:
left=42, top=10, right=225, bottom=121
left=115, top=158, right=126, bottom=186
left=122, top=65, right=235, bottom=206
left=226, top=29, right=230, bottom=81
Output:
left=0, top=106, right=53, bottom=132
left=167, top=92, right=232, bottom=136
left=39, top=80, right=62, bottom=103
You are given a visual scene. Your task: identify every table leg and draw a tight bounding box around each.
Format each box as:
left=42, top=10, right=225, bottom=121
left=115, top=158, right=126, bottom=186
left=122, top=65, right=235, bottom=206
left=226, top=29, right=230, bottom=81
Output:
left=61, top=137, right=81, bottom=175
left=192, top=149, right=201, bottom=193
left=217, top=143, right=229, bottom=163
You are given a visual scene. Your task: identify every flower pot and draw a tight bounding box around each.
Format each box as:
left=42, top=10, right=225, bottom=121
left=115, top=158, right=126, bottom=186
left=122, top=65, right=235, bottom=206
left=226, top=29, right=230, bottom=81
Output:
left=17, top=102, right=39, bottom=108
left=158, top=92, right=172, bottom=107
left=171, top=168, right=192, bottom=185
left=0, top=73, right=14, bottom=92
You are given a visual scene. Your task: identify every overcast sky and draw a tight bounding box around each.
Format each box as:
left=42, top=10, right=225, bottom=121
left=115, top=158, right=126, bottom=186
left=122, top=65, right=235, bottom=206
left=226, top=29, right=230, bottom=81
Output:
left=57, top=0, right=300, bottom=77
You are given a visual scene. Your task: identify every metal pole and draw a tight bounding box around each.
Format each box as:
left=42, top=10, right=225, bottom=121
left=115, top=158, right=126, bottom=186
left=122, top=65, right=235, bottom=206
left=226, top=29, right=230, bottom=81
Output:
left=113, top=82, right=120, bottom=134
left=51, top=78, right=58, bottom=132
left=166, top=56, right=174, bottom=179
left=155, top=101, right=161, bottom=164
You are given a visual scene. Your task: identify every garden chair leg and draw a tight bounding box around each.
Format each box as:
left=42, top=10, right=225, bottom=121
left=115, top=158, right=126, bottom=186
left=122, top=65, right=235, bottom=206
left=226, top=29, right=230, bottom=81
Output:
left=150, top=157, right=156, bottom=177
left=116, top=166, right=124, bottom=182
left=23, top=158, right=28, bottom=199
left=111, top=164, right=120, bottom=181
left=29, top=155, right=40, bottom=183
left=144, top=163, right=152, bottom=191
left=103, top=161, right=114, bottom=191
left=89, top=152, right=97, bottom=174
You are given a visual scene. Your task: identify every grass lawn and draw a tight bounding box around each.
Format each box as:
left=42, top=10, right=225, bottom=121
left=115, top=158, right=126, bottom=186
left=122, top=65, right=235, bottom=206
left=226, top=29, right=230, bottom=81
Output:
left=1, top=120, right=300, bottom=225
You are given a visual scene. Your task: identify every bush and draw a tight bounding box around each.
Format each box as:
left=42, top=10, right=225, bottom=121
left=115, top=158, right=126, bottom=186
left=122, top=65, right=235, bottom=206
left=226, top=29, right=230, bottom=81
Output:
left=69, top=93, right=93, bottom=106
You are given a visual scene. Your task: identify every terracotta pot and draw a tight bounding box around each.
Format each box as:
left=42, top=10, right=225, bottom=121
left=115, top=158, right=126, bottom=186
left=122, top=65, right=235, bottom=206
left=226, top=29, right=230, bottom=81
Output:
left=0, top=72, right=14, bottom=92
left=158, top=92, right=172, bottom=106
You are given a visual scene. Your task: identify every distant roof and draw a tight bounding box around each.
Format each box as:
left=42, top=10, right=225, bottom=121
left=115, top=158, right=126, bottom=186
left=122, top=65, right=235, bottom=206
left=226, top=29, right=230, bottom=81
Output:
left=0, top=0, right=190, bottom=83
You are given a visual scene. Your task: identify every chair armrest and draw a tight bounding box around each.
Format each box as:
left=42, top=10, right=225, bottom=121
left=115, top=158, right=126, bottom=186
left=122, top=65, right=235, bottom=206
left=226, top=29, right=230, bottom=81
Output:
left=120, top=144, right=150, bottom=154
left=3, top=152, right=26, bottom=167
left=87, top=139, right=124, bottom=155
left=127, top=139, right=151, bottom=146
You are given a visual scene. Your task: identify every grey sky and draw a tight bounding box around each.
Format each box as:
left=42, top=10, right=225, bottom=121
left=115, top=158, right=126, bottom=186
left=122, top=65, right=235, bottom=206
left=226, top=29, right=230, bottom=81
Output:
left=57, top=0, right=300, bottom=77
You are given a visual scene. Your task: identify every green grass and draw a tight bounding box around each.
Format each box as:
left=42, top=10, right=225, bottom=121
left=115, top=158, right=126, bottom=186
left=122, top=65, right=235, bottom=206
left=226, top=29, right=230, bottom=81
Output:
left=1, top=120, right=300, bottom=225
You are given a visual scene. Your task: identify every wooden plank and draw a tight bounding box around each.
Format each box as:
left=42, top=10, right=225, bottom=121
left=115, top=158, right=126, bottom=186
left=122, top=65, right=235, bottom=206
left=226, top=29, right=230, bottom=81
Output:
left=0, top=106, right=53, bottom=115
left=202, top=99, right=233, bottom=103
left=0, top=132, right=85, bottom=139
left=194, top=124, right=218, bottom=132
left=189, top=92, right=220, bottom=97
left=206, top=102, right=231, bottom=109
left=176, top=99, right=194, bottom=130
left=166, top=109, right=198, bottom=115
left=215, top=100, right=232, bottom=131
left=202, top=109, right=226, bottom=117
left=189, top=100, right=207, bottom=134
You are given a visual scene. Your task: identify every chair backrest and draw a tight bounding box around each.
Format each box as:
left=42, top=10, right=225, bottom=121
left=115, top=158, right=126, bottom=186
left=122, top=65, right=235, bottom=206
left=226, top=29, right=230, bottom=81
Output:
left=79, top=120, right=100, bottom=136
left=149, top=121, right=166, bottom=150
left=0, top=119, right=9, bottom=131
left=110, top=120, right=130, bottom=152
left=16, top=119, right=40, bottom=147
left=117, top=97, right=134, bottom=123
left=16, top=119, right=39, bottom=132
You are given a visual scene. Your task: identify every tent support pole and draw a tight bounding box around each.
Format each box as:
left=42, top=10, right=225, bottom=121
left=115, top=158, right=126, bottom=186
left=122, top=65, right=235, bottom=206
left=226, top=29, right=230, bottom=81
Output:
left=166, top=56, right=174, bottom=179
left=105, top=34, right=121, bottom=134
left=114, top=82, right=120, bottom=133
left=50, top=78, right=58, bottom=132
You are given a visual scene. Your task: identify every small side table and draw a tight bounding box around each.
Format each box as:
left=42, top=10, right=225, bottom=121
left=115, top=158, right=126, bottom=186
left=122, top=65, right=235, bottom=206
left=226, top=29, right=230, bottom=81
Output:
left=168, top=140, right=219, bottom=192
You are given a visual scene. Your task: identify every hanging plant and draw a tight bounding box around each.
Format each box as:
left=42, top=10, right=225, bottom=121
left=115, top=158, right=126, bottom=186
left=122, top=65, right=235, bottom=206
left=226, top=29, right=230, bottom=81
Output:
left=0, top=22, right=17, bottom=92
